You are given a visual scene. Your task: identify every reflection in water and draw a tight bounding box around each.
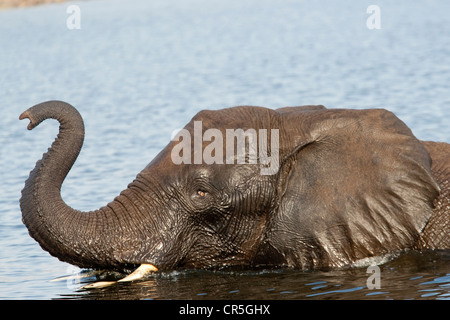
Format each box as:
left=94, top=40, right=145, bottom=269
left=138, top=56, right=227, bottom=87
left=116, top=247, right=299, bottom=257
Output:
left=58, top=250, right=449, bottom=300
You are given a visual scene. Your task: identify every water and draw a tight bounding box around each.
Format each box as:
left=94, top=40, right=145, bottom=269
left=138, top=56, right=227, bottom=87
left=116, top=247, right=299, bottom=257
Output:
left=0, top=0, right=449, bottom=300
left=55, top=250, right=450, bottom=300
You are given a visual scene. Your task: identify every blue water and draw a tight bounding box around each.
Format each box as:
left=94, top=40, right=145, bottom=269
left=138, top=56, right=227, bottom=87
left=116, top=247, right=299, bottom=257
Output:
left=0, top=0, right=449, bottom=299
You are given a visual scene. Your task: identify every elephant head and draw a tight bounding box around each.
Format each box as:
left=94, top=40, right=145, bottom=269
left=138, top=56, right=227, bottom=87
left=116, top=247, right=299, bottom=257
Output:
left=20, top=101, right=442, bottom=273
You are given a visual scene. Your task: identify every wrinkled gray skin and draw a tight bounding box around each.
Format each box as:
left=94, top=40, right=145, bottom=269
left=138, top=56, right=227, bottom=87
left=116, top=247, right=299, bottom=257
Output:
left=19, top=101, right=449, bottom=272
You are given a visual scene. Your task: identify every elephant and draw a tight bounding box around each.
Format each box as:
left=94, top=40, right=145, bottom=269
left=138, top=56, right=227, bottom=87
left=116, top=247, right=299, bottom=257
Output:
left=19, top=101, right=449, bottom=280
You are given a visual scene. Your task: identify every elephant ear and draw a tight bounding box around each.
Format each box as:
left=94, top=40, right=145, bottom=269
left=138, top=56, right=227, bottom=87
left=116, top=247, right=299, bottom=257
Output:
left=274, top=106, right=440, bottom=268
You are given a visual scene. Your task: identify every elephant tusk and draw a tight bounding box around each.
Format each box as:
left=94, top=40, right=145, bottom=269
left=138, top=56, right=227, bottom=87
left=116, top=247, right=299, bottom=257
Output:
left=81, top=281, right=117, bottom=289
left=80, top=264, right=158, bottom=290
left=117, top=263, right=158, bottom=283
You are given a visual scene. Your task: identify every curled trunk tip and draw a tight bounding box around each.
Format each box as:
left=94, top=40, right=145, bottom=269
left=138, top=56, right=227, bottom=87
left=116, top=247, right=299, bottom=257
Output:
left=19, top=110, right=35, bottom=130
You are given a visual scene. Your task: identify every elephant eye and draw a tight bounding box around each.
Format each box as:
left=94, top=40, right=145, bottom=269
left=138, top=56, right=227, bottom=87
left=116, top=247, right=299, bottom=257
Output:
left=197, top=190, right=207, bottom=197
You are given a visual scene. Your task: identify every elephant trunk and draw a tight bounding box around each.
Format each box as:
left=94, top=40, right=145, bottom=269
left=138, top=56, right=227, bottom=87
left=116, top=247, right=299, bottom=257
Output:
left=19, top=101, right=152, bottom=270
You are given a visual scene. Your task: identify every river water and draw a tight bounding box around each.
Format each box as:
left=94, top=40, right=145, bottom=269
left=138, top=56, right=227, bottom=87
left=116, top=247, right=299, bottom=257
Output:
left=0, top=0, right=449, bottom=300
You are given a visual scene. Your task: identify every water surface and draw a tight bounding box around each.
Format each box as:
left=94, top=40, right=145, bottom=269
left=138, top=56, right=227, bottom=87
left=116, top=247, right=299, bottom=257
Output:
left=58, top=250, right=450, bottom=300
